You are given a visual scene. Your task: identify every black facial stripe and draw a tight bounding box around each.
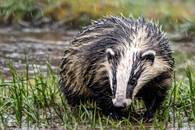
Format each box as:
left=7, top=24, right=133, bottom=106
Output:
left=109, top=50, right=122, bottom=98
left=112, top=64, right=117, bottom=97
left=126, top=52, right=144, bottom=98
left=126, top=67, right=145, bottom=98
left=126, top=85, right=133, bottom=99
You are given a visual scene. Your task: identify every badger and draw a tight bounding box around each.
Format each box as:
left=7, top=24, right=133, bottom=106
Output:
left=60, top=16, right=174, bottom=121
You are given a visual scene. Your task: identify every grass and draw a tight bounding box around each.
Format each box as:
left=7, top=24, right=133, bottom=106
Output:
left=0, top=0, right=195, bottom=32
left=0, top=1, right=195, bottom=126
left=0, top=61, right=195, bottom=129
left=0, top=0, right=36, bottom=23
left=0, top=1, right=195, bottom=129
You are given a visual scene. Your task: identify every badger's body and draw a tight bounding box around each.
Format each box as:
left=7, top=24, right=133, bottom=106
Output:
left=60, top=16, right=174, bottom=120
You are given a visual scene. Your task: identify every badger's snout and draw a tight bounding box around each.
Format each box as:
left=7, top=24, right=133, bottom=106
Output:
left=112, top=98, right=132, bottom=109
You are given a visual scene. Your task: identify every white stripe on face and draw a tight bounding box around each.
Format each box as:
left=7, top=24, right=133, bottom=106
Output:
left=105, top=48, right=115, bottom=92
left=115, top=49, right=132, bottom=100
left=112, top=47, right=140, bottom=106
left=111, top=28, right=151, bottom=106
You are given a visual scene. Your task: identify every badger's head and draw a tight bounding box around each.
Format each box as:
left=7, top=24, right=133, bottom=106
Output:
left=104, top=24, right=172, bottom=109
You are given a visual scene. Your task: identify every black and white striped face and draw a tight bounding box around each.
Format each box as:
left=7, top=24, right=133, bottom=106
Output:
left=106, top=47, right=164, bottom=109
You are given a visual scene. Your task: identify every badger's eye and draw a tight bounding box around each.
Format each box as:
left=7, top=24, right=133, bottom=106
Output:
left=142, top=54, right=155, bottom=62
left=128, top=77, right=137, bottom=86
left=141, top=50, right=156, bottom=63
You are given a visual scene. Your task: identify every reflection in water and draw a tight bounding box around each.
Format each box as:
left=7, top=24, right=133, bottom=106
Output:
left=0, top=29, right=78, bottom=78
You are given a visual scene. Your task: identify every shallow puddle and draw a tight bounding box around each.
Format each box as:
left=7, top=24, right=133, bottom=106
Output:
left=0, top=28, right=78, bottom=78
left=0, top=29, right=194, bottom=78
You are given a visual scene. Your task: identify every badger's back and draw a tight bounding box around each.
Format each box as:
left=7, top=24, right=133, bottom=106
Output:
left=60, top=16, right=174, bottom=100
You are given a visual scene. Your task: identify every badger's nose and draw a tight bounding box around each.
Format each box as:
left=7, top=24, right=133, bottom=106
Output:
left=112, top=98, right=129, bottom=109
left=115, top=102, right=127, bottom=109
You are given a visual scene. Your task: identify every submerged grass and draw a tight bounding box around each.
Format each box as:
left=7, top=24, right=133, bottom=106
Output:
left=0, top=62, right=195, bottom=129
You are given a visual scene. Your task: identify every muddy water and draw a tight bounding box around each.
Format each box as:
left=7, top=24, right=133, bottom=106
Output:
left=0, top=29, right=194, bottom=78
left=0, top=28, right=78, bottom=78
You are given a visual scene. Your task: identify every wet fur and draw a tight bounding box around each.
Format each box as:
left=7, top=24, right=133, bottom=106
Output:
left=60, top=16, right=174, bottom=120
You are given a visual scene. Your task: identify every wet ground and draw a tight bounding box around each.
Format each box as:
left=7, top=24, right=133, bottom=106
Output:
left=0, top=28, right=194, bottom=79
left=0, top=28, right=78, bottom=78
left=0, top=28, right=195, bottom=129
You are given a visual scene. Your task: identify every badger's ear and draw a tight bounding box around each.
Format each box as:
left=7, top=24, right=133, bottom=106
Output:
left=106, top=48, right=115, bottom=63
left=141, top=50, right=156, bottom=63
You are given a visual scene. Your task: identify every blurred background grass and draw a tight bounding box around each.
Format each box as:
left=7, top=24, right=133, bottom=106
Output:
left=0, top=0, right=195, bottom=32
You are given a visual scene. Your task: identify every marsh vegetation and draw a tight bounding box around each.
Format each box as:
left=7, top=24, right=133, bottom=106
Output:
left=0, top=0, right=195, bottom=129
